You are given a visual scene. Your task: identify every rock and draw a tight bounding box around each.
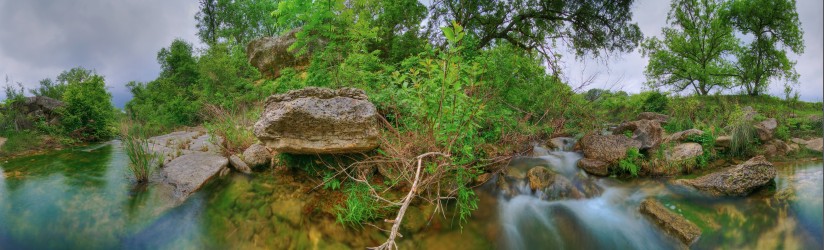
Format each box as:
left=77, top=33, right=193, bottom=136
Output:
left=804, top=138, right=823, bottom=152
left=741, top=106, right=757, bottom=121
left=639, top=198, right=701, bottom=246
left=665, top=143, right=703, bottom=162
left=754, top=118, right=777, bottom=142
left=546, top=137, right=575, bottom=151
left=271, top=199, right=304, bottom=226
left=254, top=87, right=380, bottom=154
left=229, top=154, right=252, bottom=174
left=613, top=119, right=664, bottom=150
left=637, top=112, right=669, bottom=124
left=537, top=175, right=584, bottom=200
left=672, top=155, right=776, bottom=196
left=762, top=139, right=789, bottom=157
left=663, top=129, right=704, bottom=144
left=160, top=153, right=229, bottom=201
left=577, top=158, right=609, bottom=176
left=242, top=143, right=272, bottom=168
left=147, top=130, right=223, bottom=164
left=578, top=134, right=643, bottom=163
left=1, top=96, right=64, bottom=130
left=246, top=29, right=312, bottom=79
left=526, top=167, right=556, bottom=190
left=0, top=137, right=6, bottom=150
left=473, top=173, right=493, bottom=186
left=791, top=138, right=808, bottom=145
left=787, top=143, right=800, bottom=152
left=715, top=136, right=731, bottom=148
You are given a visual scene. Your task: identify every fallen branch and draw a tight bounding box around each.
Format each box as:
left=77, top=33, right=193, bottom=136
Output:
left=369, top=152, right=450, bottom=250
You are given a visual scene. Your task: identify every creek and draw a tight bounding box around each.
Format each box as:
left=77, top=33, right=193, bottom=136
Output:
left=0, top=141, right=820, bottom=249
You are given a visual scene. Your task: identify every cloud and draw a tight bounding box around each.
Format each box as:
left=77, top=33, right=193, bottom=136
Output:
left=0, top=0, right=201, bottom=108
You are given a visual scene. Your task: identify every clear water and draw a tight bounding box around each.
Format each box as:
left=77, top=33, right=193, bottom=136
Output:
left=0, top=141, right=821, bottom=249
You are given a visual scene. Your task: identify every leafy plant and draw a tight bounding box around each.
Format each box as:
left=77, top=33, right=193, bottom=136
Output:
left=686, top=133, right=716, bottom=168
left=618, top=147, right=643, bottom=176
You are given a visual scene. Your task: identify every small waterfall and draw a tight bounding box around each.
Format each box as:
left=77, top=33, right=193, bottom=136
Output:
left=495, top=145, right=678, bottom=249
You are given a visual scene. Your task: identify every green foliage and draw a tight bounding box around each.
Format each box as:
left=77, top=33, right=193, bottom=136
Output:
left=729, top=113, right=758, bottom=157
left=60, top=74, right=116, bottom=141
left=641, top=92, right=669, bottom=113
left=642, top=0, right=736, bottom=95
left=618, top=147, right=642, bottom=176
left=203, top=105, right=259, bottom=156
left=323, top=171, right=342, bottom=190
left=729, top=0, right=804, bottom=96
left=685, top=133, right=716, bottom=168
left=196, top=0, right=280, bottom=46
left=335, top=182, right=382, bottom=227
left=196, top=42, right=262, bottom=109
left=121, top=122, right=162, bottom=183
left=774, top=124, right=790, bottom=141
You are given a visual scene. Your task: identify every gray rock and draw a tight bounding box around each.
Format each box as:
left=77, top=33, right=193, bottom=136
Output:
left=640, top=198, right=701, bottom=246
left=242, top=143, right=271, bottom=168
left=613, top=119, right=665, bottom=150
left=762, top=139, right=790, bottom=157
left=246, top=29, right=313, bottom=79
left=663, top=129, right=704, bottom=144
left=254, top=87, right=380, bottom=154
left=672, top=155, right=776, bottom=196
left=791, top=138, right=808, bottom=145
left=160, top=153, right=229, bottom=201
left=665, top=143, right=703, bottom=162
left=637, top=112, right=669, bottom=124
left=546, top=137, right=575, bottom=151
left=715, top=135, right=732, bottom=148
left=577, top=158, right=609, bottom=176
left=754, top=118, right=777, bottom=142
left=229, top=154, right=252, bottom=174
left=578, top=134, right=643, bottom=163
left=146, top=129, right=223, bottom=164
left=741, top=106, right=757, bottom=121
left=2, top=96, right=64, bottom=130
left=805, top=138, right=823, bottom=152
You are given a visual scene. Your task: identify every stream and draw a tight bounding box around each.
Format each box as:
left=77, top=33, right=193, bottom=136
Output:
left=0, top=141, right=821, bottom=249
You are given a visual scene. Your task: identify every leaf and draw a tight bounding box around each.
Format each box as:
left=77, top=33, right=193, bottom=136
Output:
left=441, top=26, right=455, bottom=42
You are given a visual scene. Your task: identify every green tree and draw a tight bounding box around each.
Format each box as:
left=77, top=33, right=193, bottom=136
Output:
left=427, top=0, right=643, bottom=71
left=196, top=0, right=280, bottom=46
left=641, top=0, right=737, bottom=95
left=61, top=74, right=116, bottom=141
left=729, top=0, right=804, bottom=96
left=30, top=67, right=95, bottom=99
left=157, top=39, right=199, bottom=87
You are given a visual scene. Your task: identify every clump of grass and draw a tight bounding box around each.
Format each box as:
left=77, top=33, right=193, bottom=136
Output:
left=729, top=118, right=757, bottom=158
left=121, top=120, right=162, bottom=183
left=335, top=182, right=383, bottom=227
left=203, top=104, right=259, bottom=156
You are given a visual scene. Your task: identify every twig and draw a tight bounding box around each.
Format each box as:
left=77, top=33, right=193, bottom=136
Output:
left=369, top=152, right=450, bottom=250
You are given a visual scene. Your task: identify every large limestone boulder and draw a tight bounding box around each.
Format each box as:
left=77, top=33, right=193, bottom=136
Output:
left=242, top=143, right=271, bottom=168
left=672, top=155, right=776, bottom=196
left=663, top=129, right=703, bottom=144
left=637, top=112, right=669, bottom=124
left=254, top=87, right=380, bottom=154
left=613, top=119, right=664, bottom=150
left=665, top=143, right=703, bottom=162
left=578, top=134, right=643, bottom=163
left=146, top=129, right=222, bottom=164
left=640, top=198, right=701, bottom=246
left=754, top=118, right=777, bottom=142
left=160, top=153, right=229, bottom=201
left=246, top=29, right=313, bottom=79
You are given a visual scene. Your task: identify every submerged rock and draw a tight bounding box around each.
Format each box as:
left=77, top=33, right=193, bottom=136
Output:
left=613, top=119, right=665, bottom=150
left=754, top=118, right=777, bottom=142
left=546, top=137, right=575, bottom=151
left=577, top=158, right=609, bottom=176
left=246, top=29, right=312, bottom=79
left=637, top=112, right=669, bottom=124
left=639, top=198, right=701, bottom=246
left=254, top=87, right=380, bottom=154
left=672, top=155, right=776, bottom=196
left=229, top=154, right=252, bottom=174
left=242, top=143, right=271, bottom=168
left=527, top=167, right=556, bottom=190
left=160, top=153, right=229, bottom=201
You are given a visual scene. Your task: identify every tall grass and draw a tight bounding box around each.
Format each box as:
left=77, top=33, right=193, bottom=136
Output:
left=203, top=104, right=259, bottom=156
left=120, top=120, right=162, bottom=183
left=729, top=119, right=757, bottom=157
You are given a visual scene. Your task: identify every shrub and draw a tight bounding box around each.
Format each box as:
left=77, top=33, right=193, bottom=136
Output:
left=774, top=124, right=790, bottom=141
left=60, top=74, right=116, bottom=141
left=641, top=91, right=669, bottom=113
left=618, top=147, right=642, bottom=176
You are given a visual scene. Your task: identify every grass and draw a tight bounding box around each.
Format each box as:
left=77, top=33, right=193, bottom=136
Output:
left=729, top=119, right=758, bottom=158
left=120, top=120, right=162, bottom=183
left=203, top=104, right=260, bottom=156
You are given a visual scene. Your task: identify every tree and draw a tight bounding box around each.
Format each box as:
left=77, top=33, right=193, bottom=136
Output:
left=157, top=39, right=199, bottom=87
left=641, top=0, right=738, bottom=95
left=729, top=0, right=804, bottom=96
left=196, top=0, right=280, bottom=46
left=30, top=67, right=95, bottom=99
left=61, top=74, right=116, bottom=141
left=427, top=0, right=643, bottom=71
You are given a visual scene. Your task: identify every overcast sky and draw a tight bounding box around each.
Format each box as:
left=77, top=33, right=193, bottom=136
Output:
left=0, top=0, right=821, bottom=108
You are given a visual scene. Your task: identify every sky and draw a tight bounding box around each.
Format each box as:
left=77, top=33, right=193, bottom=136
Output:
left=0, top=0, right=821, bottom=108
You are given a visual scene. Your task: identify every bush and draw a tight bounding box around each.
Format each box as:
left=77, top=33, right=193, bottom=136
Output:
left=60, top=74, right=116, bottom=141
left=618, top=147, right=642, bottom=176
left=641, top=91, right=669, bottom=113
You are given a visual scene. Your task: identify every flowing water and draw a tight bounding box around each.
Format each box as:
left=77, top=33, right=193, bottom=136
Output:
left=0, top=141, right=821, bottom=249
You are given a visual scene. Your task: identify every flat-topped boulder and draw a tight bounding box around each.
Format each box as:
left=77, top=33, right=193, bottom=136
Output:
left=613, top=119, right=664, bottom=150
left=254, top=87, right=380, bottom=154
left=672, top=155, right=776, bottom=196
left=146, top=129, right=222, bottom=164
left=640, top=198, right=701, bottom=246
left=160, top=153, right=229, bottom=201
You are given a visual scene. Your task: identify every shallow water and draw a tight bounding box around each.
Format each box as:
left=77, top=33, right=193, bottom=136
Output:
left=0, top=141, right=821, bottom=249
